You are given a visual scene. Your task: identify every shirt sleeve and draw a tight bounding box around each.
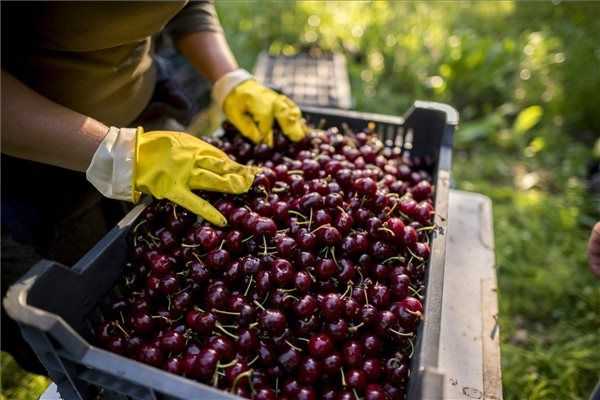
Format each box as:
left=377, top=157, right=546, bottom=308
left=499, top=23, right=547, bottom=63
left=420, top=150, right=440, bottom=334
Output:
left=166, top=0, right=223, bottom=39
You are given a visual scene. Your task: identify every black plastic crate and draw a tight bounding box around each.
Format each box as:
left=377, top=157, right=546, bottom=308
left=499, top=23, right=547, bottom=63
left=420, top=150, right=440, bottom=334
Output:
left=4, top=101, right=458, bottom=400
left=254, top=50, right=352, bottom=109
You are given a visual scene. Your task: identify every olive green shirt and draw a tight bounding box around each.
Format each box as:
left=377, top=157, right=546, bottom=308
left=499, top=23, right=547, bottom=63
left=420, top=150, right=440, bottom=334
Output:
left=1, top=1, right=222, bottom=126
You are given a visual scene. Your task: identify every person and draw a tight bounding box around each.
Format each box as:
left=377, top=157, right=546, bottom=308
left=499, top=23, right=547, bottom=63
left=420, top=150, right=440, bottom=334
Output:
left=588, top=222, right=600, bottom=278
left=0, top=1, right=305, bottom=373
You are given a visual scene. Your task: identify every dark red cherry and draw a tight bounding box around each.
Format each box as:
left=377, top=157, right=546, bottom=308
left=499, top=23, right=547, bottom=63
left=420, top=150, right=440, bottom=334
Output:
left=346, top=369, right=367, bottom=390
left=320, top=293, right=343, bottom=321
left=137, top=343, right=163, bottom=367
left=316, top=258, right=337, bottom=280
left=294, top=271, right=313, bottom=293
left=342, top=340, right=364, bottom=367
left=260, top=309, right=287, bottom=336
left=164, top=356, right=184, bottom=375
left=159, top=330, right=185, bottom=353
left=363, top=358, right=383, bottom=382
left=294, top=294, right=317, bottom=318
left=205, top=248, right=230, bottom=270
left=272, top=258, right=295, bottom=287
left=322, top=352, right=343, bottom=375
left=308, top=334, right=334, bottom=359
left=363, top=334, right=383, bottom=356
left=298, top=356, right=321, bottom=384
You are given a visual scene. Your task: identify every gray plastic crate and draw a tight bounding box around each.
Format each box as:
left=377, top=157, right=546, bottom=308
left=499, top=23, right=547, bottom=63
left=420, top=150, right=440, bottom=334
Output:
left=4, top=101, right=458, bottom=400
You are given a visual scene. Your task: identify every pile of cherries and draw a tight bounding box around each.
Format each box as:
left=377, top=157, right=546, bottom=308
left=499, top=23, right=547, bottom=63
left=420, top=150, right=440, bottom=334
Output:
left=93, top=122, right=437, bottom=400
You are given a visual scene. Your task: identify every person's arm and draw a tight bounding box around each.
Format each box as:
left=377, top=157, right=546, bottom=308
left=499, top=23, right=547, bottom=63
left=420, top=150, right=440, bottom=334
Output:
left=176, top=31, right=238, bottom=83
left=588, top=222, right=600, bottom=278
left=1, top=70, right=108, bottom=171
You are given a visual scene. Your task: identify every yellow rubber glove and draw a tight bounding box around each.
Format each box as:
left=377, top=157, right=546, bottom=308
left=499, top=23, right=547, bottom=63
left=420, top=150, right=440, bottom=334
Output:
left=223, top=80, right=306, bottom=147
left=86, top=127, right=258, bottom=227
left=134, top=129, right=258, bottom=226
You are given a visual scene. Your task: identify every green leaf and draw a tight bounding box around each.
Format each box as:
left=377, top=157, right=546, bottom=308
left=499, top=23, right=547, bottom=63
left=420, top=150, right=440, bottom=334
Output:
left=513, top=105, right=543, bottom=135
left=456, top=113, right=504, bottom=145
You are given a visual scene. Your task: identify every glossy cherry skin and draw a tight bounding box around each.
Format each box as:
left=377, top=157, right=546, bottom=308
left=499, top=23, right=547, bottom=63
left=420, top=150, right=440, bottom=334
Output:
left=307, top=333, right=334, bottom=359
left=294, top=294, right=318, bottom=318
left=272, top=259, right=295, bottom=287
left=320, top=293, right=343, bottom=321
left=260, top=309, right=287, bottom=336
left=298, top=356, right=321, bottom=384
left=342, top=340, right=364, bottom=367
left=159, top=330, right=185, bottom=353
left=363, top=358, right=383, bottom=382
left=137, top=344, right=164, bottom=367
left=346, top=369, right=367, bottom=390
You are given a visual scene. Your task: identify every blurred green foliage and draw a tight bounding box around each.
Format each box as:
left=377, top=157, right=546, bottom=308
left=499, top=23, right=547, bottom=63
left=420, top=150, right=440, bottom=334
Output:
left=3, top=1, right=599, bottom=399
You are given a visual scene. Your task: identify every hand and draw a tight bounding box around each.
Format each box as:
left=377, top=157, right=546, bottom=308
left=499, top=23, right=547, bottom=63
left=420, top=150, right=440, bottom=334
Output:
left=588, top=222, right=600, bottom=278
left=213, top=70, right=306, bottom=147
left=86, top=128, right=258, bottom=226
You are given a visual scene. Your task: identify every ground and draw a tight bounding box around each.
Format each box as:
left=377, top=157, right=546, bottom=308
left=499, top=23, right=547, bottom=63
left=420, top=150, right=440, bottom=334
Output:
left=2, top=1, right=599, bottom=399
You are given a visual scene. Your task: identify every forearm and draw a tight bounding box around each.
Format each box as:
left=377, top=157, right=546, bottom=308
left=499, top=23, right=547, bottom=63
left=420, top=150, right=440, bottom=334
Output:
left=176, top=31, right=238, bottom=83
left=1, top=70, right=108, bottom=172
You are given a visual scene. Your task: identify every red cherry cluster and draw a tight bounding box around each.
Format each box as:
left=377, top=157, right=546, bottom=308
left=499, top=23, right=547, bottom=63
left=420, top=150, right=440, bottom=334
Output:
left=93, top=123, right=437, bottom=400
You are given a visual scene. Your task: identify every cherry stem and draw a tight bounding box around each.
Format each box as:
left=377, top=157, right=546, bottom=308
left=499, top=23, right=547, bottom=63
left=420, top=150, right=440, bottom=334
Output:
left=406, top=309, right=423, bottom=318
left=310, top=223, right=331, bottom=235
left=213, top=309, right=241, bottom=316
left=287, top=169, right=304, bottom=175
left=288, top=210, right=308, bottom=220
left=114, top=321, right=129, bottom=338
left=357, top=269, right=365, bottom=286
left=378, top=227, right=396, bottom=236
left=244, top=276, right=254, bottom=297
left=383, top=256, right=405, bottom=264
left=283, top=294, right=300, bottom=302
left=297, top=337, right=310, bottom=342
left=218, top=359, right=239, bottom=369
left=348, top=322, right=364, bottom=332
left=308, top=208, right=313, bottom=231
left=231, top=369, right=254, bottom=394
left=247, top=355, right=259, bottom=367
left=285, top=340, right=302, bottom=352
left=279, top=288, right=297, bottom=293
left=336, top=206, right=348, bottom=215
left=417, top=225, right=437, bottom=232
left=340, top=367, right=347, bottom=386
left=330, top=246, right=338, bottom=266
left=406, top=247, right=424, bottom=261
left=249, top=322, right=259, bottom=329
left=194, top=306, right=206, bottom=312
left=363, top=287, right=369, bottom=305
left=408, top=338, right=415, bottom=358
left=389, top=328, right=414, bottom=337
left=386, top=201, right=399, bottom=217
left=253, top=300, right=266, bottom=311
left=219, top=239, right=225, bottom=250
left=215, top=322, right=239, bottom=340
left=241, top=235, right=255, bottom=243
left=181, top=243, right=201, bottom=248
left=353, top=388, right=362, bottom=400
left=409, top=286, right=423, bottom=298
left=341, top=284, right=352, bottom=299
left=147, top=232, right=159, bottom=241
left=133, top=219, right=147, bottom=234
left=262, top=236, right=268, bottom=256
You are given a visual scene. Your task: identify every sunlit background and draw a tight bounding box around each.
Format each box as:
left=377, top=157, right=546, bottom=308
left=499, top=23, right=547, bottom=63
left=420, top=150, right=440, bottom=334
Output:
left=2, top=1, right=599, bottom=399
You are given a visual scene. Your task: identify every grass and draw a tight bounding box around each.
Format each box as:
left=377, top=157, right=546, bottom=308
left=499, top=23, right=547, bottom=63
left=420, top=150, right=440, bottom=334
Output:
left=2, top=1, right=599, bottom=399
